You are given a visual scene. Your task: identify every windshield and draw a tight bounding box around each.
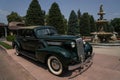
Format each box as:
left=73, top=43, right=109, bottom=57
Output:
left=36, top=28, right=58, bottom=37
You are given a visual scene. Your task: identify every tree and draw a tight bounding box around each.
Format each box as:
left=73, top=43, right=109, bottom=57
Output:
left=47, top=2, right=64, bottom=34
left=80, top=12, right=90, bottom=36
left=62, top=15, right=68, bottom=34
left=25, top=0, right=44, bottom=26
left=89, top=15, right=96, bottom=32
left=7, top=11, right=22, bottom=23
left=77, top=9, right=81, bottom=35
left=77, top=9, right=81, bottom=25
left=110, top=18, right=120, bottom=35
left=68, top=10, right=79, bottom=35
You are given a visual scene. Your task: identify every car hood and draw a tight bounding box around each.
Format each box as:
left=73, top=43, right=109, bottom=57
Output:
left=39, top=35, right=80, bottom=41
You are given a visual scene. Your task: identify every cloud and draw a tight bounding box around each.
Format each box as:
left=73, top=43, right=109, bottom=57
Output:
left=0, top=9, right=10, bottom=16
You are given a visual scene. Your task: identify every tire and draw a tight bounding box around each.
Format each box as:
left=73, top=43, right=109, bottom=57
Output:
left=47, top=56, right=64, bottom=76
left=14, top=45, right=20, bottom=56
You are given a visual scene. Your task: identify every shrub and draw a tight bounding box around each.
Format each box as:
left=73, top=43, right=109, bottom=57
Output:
left=6, top=35, right=15, bottom=42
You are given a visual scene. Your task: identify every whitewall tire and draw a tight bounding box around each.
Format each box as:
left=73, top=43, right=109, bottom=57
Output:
left=47, top=56, right=63, bottom=76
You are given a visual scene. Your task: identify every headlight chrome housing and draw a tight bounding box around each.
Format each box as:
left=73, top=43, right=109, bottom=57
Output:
left=83, top=40, right=86, bottom=44
left=71, top=42, right=76, bottom=48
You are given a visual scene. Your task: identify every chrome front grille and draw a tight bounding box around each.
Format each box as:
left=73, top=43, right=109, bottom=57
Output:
left=76, top=38, right=84, bottom=61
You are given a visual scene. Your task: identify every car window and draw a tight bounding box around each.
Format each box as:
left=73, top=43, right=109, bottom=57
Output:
left=36, top=29, right=49, bottom=37
left=17, top=29, right=26, bottom=37
left=36, top=28, right=58, bottom=38
left=49, top=28, right=58, bottom=35
left=25, top=30, right=34, bottom=37
left=18, top=29, right=34, bottom=37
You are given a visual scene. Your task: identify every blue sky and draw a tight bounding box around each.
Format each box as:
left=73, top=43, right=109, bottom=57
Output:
left=0, top=0, right=120, bottom=24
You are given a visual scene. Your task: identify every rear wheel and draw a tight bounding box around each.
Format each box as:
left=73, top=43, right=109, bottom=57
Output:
left=47, top=56, right=64, bottom=76
left=14, top=45, right=20, bottom=56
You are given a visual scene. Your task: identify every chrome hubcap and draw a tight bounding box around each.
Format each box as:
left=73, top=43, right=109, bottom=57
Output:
left=51, top=59, right=60, bottom=70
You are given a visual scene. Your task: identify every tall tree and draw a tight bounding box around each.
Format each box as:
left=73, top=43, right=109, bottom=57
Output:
left=68, top=10, right=79, bottom=35
left=89, top=15, right=96, bottom=32
left=80, top=12, right=90, bottom=36
left=77, top=9, right=81, bottom=35
left=47, top=2, right=64, bottom=34
left=7, top=11, right=22, bottom=23
left=111, top=18, right=120, bottom=35
left=62, top=15, right=68, bottom=34
left=77, top=9, right=81, bottom=25
left=25, top=0, right=44, bottom=26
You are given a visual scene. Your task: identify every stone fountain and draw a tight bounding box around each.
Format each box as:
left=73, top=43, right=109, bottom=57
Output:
left=92, top=5, right=113, bottom=43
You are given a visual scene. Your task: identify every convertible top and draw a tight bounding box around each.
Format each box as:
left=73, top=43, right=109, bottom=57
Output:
left=17, top=26, right=55, bottom=30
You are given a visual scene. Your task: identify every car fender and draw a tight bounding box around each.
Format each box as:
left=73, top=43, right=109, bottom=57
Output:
left=36, top=46, right=71, bottom=65
left=12, top=40, right=21, bottom=49
left=84, top=42, right=93, bottom=53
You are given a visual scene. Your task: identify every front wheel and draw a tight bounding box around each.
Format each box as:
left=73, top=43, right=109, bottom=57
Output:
left=47, top=56, right=64, bottom=76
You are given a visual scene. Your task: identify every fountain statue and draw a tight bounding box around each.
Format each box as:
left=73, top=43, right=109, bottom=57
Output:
left=92, top=5, right=112, bottom=43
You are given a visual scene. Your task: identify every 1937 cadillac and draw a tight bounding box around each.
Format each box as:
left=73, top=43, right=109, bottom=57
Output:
left=12, top=26, right=94, bottom=76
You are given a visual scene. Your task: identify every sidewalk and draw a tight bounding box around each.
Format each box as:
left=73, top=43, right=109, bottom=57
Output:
left=0, top=46, right=36, bottom=80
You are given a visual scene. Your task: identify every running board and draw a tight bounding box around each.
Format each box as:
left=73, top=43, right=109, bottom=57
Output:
left=20, top=51, right=38, bottom=61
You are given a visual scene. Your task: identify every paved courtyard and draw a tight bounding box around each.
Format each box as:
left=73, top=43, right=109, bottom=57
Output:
left=2, top=47, right=119, bottom=80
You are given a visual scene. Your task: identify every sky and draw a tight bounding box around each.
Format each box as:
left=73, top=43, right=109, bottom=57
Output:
left=0, top=0, right=120, bottom=24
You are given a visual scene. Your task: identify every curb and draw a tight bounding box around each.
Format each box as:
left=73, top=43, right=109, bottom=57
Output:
left=0, top=45, right=8, bottom=53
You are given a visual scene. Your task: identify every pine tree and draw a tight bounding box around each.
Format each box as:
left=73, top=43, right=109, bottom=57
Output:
left=62, top=15, right=68, bottom=34
left=80, top=12, right=90, bottom=36
left=90, top=15, right=96, bottom=32
left=47, top=2, right=64, bottom=34
left=25, top=0, right=44, bottom=26
left=68, top=10, right=79, bottom=35
left=77, top=9, right=81, bottom=25
left=77, top=9, right=81, bottom=35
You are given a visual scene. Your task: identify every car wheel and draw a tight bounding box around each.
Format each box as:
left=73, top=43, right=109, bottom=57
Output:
left=47, top=56, right=63, bottom=76
left=15, top=45, right=20, bottom=56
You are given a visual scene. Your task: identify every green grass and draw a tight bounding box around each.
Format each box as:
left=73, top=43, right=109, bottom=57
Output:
left=0, top=41, right=12, bottom=49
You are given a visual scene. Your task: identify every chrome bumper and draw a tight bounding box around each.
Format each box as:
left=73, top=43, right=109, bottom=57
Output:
left=68, top=52, right=95, bottom=70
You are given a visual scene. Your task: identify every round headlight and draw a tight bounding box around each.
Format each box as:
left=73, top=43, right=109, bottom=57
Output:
left=71, top=42, right=75, bottom=48
left=83, top=40, right=86, bottom=44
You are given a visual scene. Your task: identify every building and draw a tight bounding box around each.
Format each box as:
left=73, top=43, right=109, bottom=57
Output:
left=0, top=22, right=25, bottom=38
left=8, top=22, right=25, bottom=35
left=0, top=23, right=8, bottom=38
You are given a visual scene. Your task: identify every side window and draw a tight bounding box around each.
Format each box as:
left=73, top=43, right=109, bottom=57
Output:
left=18, top=29, right=26, bottom=37
left=36, top=29, right=49, bottom=37
left=25, top=30, right=34, bottom=37
left=49, top=28, right=57, bottom=35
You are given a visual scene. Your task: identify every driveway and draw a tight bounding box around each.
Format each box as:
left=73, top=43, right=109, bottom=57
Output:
left=5, top=47, right=120, bottom=80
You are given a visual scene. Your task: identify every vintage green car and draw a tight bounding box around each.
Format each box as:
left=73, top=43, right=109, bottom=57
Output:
left=12, top=26, right=94, bottom=76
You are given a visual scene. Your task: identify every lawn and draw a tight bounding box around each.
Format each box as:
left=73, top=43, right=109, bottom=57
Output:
left=0, top=41, right=12, bottom=49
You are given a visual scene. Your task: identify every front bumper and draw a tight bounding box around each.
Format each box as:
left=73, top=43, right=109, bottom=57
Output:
left=68, top=52, right=95, bottom=70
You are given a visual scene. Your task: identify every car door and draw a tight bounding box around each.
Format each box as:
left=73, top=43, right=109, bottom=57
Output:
left=21, top=29, right=36, bottom=52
